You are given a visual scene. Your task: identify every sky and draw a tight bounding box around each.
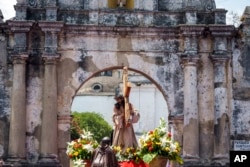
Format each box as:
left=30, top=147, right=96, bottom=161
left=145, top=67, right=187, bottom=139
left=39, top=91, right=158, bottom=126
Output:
left=0, top=0, right=249, bottom=21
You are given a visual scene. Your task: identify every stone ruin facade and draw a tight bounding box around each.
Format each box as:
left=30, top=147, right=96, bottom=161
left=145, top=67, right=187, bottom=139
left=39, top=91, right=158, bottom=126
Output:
left=0, top=0, right=250, bottom=166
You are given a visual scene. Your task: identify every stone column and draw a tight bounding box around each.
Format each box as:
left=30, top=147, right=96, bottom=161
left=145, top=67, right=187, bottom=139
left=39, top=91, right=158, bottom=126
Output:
left=38, top=21, right=63, bottom=166
left=211, top=45, right=230, bottom=164
left=209, top=26, right=233, bottom=165
left=58, top=115, right=72, bottom=167
left=7, top=55, right=28, bottom=164
left=181, top=56, right=200, bottom=163
left=6, top=20, right=32, bottom=165
left=180, top=25, right=204, bottom=165
left=198, top=38, right=214, bottom=162
left=211, top=55, right=230, bottom=164
left=39, top=55, right=60, bottom=165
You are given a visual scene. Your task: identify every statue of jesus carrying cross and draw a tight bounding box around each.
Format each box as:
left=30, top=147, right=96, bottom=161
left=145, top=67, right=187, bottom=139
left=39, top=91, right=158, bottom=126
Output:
left=111, top=66, right=140, bottom=153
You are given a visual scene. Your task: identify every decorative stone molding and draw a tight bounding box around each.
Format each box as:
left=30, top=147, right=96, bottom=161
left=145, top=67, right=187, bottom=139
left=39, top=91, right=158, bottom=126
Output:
left=38, top=21, right=64, bottom=32
left=39, top=22, right=63, bottom=54
left=210, top=55, right=229, bottom=88
left=42, top=54, right=60, bottom=65
left=7, top=21, right=33, bottom=53
left=181, top=55, right=200, bottom=67
left=209, top=25, right=234, bottom=37
left=7, top=21, right=33, bottom=33
left=180, top=26, right=204, bottom=56
left=12, top=55, right=28, bottom=64
left=63, top=24, right=178, bottom=38
left=209, top=25, right=234, bottom=57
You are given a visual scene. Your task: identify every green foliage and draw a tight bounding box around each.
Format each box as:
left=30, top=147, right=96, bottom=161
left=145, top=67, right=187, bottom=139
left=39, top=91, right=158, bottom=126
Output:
left=71, top=111, right=112, bottom=143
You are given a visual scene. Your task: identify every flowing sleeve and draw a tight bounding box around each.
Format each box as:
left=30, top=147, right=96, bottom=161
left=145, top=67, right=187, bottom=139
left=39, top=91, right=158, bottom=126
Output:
left=129, top=103, right=140, bottom=123
left=112, top=107, right=124, bottom=128
left=131, top=109, right=140, bottom=123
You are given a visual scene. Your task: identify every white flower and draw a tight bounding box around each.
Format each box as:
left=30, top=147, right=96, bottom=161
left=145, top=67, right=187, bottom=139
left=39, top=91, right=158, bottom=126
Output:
left=66, top=141, right=76, bottom=154
left=160, top=137, right=168, bottom=147
left=83, top=143, right=95, bottom=152
left=73, top=159, right=84, bottom=167
left=81, top=129, right=93, bottom=140
left=170, top=143, right=177, bottom=152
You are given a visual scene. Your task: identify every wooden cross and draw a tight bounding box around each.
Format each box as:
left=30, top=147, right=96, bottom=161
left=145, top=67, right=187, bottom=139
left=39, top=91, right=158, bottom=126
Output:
left=122, top=66, right=131, bottom=126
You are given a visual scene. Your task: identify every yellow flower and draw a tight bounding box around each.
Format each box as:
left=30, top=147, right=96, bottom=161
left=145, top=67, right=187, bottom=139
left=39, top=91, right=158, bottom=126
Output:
left=165, top=147, right=170, bottom=152
left=74, top=152, right=79, bottom=156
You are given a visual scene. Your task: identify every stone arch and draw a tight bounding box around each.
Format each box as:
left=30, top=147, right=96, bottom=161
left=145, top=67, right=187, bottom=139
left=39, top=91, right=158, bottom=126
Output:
left=57, top=64, right=173, bottom=166
left=69, top=66, right=171, bottom=120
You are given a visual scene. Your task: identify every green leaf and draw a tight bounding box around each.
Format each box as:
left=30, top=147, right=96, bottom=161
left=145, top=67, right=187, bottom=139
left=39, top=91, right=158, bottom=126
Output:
left=142, top=153, right=157, bottom=164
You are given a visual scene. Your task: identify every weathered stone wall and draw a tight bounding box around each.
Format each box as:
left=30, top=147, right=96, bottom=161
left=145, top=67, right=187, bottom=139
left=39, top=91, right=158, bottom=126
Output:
left=231, top=6, right=250, bottom=144
left=0, top=24, right=11, bottom=160
left=1, top=0, right=250, bottom=167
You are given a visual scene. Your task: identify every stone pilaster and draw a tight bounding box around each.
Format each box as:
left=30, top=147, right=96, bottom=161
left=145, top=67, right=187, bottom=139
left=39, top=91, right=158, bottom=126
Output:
left=180, top=25, right=203, bottom=165
left=180, top=26, right=204, bottom=56
left=38, top=22, right=62, bottom=165
left=209, top=25, right=233, bottom=165
left=6, top=55, right=28, bottom=164
left=210, top=55, right=230, bottom=165
left=198, top=37, right=214, bottom=162
left=6, top=20, right=32, bottom=166
left=39, top=55, right=61, bottom=166
left=7, top=21, right=33, bottom=53
left=58, top=115, right=72, bottom=167
left=181, top=56, right=200, bottom=164
left=38, top=22, right=63, bottom=54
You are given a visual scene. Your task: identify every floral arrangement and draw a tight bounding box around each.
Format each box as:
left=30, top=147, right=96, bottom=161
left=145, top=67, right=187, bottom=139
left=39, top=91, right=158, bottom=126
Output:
left=66, top=129, right=99, bottom=163
left=112, top=146, right=141, bottom=163
left=137, top=118, right=183, bottom=164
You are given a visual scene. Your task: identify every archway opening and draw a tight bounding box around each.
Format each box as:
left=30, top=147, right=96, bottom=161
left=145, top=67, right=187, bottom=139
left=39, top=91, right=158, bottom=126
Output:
left=70, top=68, right=169, bottom=141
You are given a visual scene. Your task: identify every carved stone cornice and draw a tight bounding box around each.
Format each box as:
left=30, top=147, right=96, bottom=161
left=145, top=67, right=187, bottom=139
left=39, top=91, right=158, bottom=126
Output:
left=7, top=20, right=33, bottom=32
left=38, top=21, right=64, bottom=32
left=181, top=55, right=200, bottom=67
left=63, top=24, right=179, bottom=38
left=42, top=54, right=60, bottom=65
left=12, top=55, right=28, bottom=64
left=210, top=54, right=229, bottom=64
left=209, top=25, right=234, bottom=37
left=179, top=25, right=205, bottom=37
